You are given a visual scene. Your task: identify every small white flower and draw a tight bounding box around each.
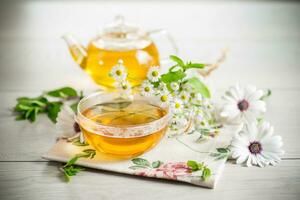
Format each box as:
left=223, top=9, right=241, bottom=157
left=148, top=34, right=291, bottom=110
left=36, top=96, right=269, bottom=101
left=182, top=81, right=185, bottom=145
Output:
left=230, top=122, right=284, bottom=167
left=110, top=60, right=127, bottom=81
left=179, top=91, right=190, bottom=104
left=56, top=105, right=85, bottom=143
left=157, top=82, right=168, bottom=94
left=147, top=66, right=160, bottom=82
left=170, top=98, right=184, bottom=114
left=115, top=80, right=132, bottom=96
left=170, top=82, right=180, bottom=91
left=140, top=81, right=154, bottom=96
left=158, top=92, right=171, bottom=106
left=221, top=83, right=266, bottom=124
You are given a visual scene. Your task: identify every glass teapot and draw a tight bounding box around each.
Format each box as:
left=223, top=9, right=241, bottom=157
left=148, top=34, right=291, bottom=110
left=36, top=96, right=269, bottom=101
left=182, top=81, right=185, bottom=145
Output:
left=62, top=16, right=177, bottom=88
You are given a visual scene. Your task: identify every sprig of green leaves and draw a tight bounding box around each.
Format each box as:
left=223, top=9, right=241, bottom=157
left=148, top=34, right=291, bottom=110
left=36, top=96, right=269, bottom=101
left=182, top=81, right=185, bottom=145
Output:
left=14, top=87, right=83, bottom=123
left=187, top=160, right=211, bottom=181
left=158, top=55, right=210, bottom=98
left=62, top=149, right=96, bottom=182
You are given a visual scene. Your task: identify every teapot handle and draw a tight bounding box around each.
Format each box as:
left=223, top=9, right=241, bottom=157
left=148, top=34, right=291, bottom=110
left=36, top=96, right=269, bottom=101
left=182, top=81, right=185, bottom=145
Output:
left=147, top=29, right=178, bottom=64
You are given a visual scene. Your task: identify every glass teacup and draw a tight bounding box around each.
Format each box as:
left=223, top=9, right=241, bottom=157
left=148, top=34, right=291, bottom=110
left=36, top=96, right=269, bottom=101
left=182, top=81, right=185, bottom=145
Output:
left=77, top=92, right=171, bottom=158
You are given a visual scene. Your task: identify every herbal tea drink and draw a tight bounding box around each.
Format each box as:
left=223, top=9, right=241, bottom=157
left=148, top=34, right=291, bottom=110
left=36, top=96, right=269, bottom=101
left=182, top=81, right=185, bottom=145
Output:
left=77, top=92, right=170, bottom=158
left=79, top=40, right=159, bottom=88
left=63, top=16, right=177, bottom=88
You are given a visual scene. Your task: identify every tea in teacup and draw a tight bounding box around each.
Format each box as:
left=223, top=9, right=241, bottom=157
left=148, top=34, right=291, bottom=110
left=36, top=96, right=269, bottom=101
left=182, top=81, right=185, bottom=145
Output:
left=77, top=92, right=170, bottom=158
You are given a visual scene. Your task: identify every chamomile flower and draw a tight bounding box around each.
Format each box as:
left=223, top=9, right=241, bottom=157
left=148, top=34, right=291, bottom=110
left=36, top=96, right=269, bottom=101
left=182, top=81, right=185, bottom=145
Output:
left=147, top=66, right=160, bottom=82
left=179, top=91, right=190, bottom=104
left=110, top=60, right=127, bottom=81
left=221, top=83, right=266, bottom=124
left=56, top=105, right=85, bottom=143
left=170, top=82, right=180, bottom=91
left=157, top=82, right=169, bottom=94
left=230, top=122, right=284, bottom=167
left=115, top=80, right=132, bottom=97
left=140, top=81, right=154, bottom=96
left=159, top=92, right=171, bottom=106
left=170, top=98, right=184, bottom=114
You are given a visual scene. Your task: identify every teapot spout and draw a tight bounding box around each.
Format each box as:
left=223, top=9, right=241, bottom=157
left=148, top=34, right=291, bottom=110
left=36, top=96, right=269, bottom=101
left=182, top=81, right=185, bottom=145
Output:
left=62, top=34, right=87, bottom=70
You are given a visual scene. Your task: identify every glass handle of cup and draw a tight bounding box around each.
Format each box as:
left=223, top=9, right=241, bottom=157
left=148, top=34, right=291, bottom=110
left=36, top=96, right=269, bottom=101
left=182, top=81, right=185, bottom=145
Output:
left=148, top=29, right=178, bottom=65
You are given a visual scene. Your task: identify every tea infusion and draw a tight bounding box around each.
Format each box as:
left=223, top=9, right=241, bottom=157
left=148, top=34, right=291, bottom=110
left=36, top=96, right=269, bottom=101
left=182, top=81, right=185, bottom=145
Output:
left=80, top=100, right=167, bottom=157
left=69, top=40, right=160, bottom=88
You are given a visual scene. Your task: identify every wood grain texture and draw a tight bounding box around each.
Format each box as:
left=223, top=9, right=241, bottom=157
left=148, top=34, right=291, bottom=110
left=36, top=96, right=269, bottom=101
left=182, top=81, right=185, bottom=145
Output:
left=0, top=160, right=299, bottom=200
left=0, top=0, right=299, bottom=199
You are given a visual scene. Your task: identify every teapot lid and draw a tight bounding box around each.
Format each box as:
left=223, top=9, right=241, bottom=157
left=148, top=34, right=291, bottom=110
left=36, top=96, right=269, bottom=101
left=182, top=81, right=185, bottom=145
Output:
left=93, top=15, right=151, bottom=51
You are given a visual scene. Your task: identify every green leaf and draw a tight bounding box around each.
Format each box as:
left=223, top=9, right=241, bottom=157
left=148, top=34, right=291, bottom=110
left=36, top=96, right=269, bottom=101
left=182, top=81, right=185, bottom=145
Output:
left=187, top=77, right=211, bottom=98
left=169, top=55, right=185, bottom=67
left=63, top=165, right=84, bottom=182
left=202, top=167, right=211, bottom=181
left=152, top=161, right=163, bottom=168
left=46, top=102, right=62, bottom=123
left=82, top=149, right=96, bottom=159
left=62, top=149, right=96, bottom=182
left=131, top=158, right=151, bottom=167
left=65, top=156, right=80, bottom=167
left=72, top=139, right=89, bottom=146
left=260, top=89, right=272, bottom=101
left=160, top=71, right=186, bottom=83
left=217, top=148, right=230, bottom=153
left=187, top=160, right=199, bottom=171
left=47, top=87, right=78, bottom=98
left=185, top=63, right=205, bottom=69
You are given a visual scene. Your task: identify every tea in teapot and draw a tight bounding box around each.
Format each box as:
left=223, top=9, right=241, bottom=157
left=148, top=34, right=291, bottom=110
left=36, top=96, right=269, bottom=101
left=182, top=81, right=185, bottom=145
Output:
left=63, top=16, right=177, bottom=88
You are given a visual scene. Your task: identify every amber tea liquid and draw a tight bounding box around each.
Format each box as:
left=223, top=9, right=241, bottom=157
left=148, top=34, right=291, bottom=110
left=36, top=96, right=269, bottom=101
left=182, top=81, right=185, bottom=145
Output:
left=70, top=40, right=160, bottom=88
left=80, top=100, right=167, bottom=158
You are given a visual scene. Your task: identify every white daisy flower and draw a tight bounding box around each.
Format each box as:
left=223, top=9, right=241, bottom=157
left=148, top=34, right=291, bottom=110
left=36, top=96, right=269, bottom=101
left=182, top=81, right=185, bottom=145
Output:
left=56, top=105, right=85, bottom=143
left=147, top=66, right=160, bottom=82
left=170, top=82, right=180, bottom=91
left=115, top=80, right=132, bottom=97
left=157, top=82, right=168, bottom=94
left=221, top=83, right=266, bottom=124
left=179, top=91, right=190, bottom=104
left=110, top=60, right=127, bottom=81
left=230, top=122, right=284, bottom=167
left=140, top=81, right=154, bottom=96
left=170, top=98, right=184, bottom=114
left=158, top=92, right=171, bottom=106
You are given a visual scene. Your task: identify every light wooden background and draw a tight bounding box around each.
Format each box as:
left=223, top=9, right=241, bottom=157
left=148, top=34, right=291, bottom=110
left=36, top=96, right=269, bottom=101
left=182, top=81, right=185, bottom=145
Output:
left=0, top=0, right=300, bottom=199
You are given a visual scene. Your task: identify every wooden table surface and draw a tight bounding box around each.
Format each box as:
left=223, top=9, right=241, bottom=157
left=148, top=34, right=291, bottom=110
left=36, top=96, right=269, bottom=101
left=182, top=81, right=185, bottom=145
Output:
left=0, top=1, right=300, bottom=199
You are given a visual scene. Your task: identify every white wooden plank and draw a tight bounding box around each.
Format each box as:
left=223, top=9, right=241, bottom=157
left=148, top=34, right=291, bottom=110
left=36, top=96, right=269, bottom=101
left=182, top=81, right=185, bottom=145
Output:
left=0, top=160, right=299, bottom=200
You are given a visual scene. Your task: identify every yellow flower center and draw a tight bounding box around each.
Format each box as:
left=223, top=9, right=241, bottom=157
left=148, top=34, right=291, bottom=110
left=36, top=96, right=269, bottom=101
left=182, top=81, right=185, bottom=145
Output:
left=160, top=95, right=168, bottom=102
left=122, top=84, right=128, bottom=90
left=152, top=71, right=158, bottom=77
left=175, top=102, right=181, bottom=109
left=181, top=95, right=187, bottom=100
left=144, top=87, right=150, bottom=92
left=116, top=70, right=122, bottom=76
